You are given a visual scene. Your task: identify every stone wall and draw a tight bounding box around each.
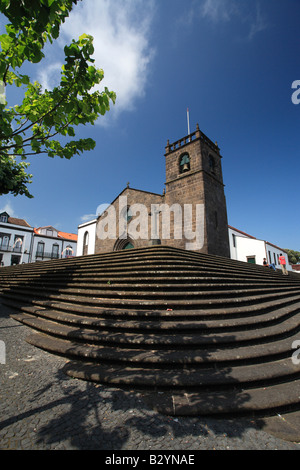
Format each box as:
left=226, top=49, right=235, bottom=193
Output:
left=95, top=187, right=163, bottom=253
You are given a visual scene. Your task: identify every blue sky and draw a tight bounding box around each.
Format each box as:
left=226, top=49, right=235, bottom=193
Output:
left=1, top=0, right=300, bottom=251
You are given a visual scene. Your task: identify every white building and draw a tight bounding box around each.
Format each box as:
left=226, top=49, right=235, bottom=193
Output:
left=76, top=219, right=97, bottom=256
left=229, top=225, right=292, bottom=271
left=0, top=211, right=34, bottom=266
left=0, top=212, right=77, bottom=266
left=30, top=226, right=78, bottom=263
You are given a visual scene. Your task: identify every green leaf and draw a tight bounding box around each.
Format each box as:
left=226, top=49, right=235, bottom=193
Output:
left=0, top=2, right=116, bottom=198
left=13, top=134, right=23, bottom=146
left=67, top=126, right=75, bottom=137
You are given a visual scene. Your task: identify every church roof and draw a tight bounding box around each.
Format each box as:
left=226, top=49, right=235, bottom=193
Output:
left=107, top=185, right=164, bottom=208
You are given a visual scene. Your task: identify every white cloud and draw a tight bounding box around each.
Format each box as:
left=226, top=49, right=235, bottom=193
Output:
left=186, top=0, right=268, bottom=40
left=200, top=0, right=237, bottom=23
left=38, top=0, right=155, bottom=124
left=80, top=213, right=97, bottom=223
left=0, top=200, right=17, bottom=217
left=80, top=203, right=110, bottom=223
left=248, top=3, right=268, bottom=40
left=38, top=62, right=62, bottom=92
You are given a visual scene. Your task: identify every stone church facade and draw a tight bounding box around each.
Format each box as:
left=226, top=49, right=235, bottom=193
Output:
left=82, top=124, right=230, bottom=258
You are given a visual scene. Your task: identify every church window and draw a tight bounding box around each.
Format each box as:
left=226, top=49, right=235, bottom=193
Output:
left=120, top=206, right=133, bottom=222
left=126, top=207, right=133, bottom=222
left=209, top=155, right=216, bottom=173
left=179, top=153, right=190, bottom=174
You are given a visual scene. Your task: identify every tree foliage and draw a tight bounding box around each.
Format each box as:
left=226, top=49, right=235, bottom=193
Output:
left=0, top=0, right=116, bottom=197
left=286, top=249, right=300, bottom=265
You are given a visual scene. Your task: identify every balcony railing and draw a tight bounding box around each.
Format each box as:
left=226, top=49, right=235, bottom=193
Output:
left=0, top=245, right=22, bottom=253
left=35, top=251, right=60, bottom=260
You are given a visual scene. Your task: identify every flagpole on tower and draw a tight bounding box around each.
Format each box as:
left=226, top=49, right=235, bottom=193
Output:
left=187, top=107, right=190, bottom=140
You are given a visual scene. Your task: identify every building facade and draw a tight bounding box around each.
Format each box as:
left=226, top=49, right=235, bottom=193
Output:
left=0, top=212, right=33, bottom=266
left=0, top=212, right=77, bottom=266
left=76, top=219, right=97, bottom=256
left=229, top=225, right=292, bottom=271
left=30, top=226, right=77, bottom=263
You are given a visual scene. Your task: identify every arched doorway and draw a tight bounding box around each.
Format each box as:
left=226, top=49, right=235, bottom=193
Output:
left=113, top=237, right=134, bottom=251
left=123, top=242, right=134, bottom=250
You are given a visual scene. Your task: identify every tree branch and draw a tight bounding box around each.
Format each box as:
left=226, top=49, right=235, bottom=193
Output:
left=10, top=80, right=76, bottom=138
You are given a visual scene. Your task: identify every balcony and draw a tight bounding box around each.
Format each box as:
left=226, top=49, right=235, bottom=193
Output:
left=0, top=245, right=22, bottom=253
left=35, top=251, right=60, bottom=260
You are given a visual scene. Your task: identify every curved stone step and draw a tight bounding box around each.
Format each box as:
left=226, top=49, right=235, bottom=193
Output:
left=149, top=381, right=300, bottom=416
left=24, top=330, right=299, bottom=366
left=2, top=278, right=281, bottom=294
left=3, top=283, right=300, bottom=299
left=3, top=287, right=300, bottom=311
left=7, top=300, right=300, bottom=332
left=11, top=311, right=300, bottom=349
left=0, top=247, right=292, bottom=279
left=5, top=294, right=300, bottom=320
left=0, top=244, right=295, bottom=278
left=62, top=357, right=300, bottom=390
left=0, top=265, right=290, bottom=284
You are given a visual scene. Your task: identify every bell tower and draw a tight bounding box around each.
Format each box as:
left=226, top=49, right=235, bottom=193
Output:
left=164, top=124, right=230, bottom=257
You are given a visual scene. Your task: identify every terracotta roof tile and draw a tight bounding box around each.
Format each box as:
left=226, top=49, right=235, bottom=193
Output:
left=58, top=231, right=78, bottom=241
left=8, top=217, right=31, bottom=227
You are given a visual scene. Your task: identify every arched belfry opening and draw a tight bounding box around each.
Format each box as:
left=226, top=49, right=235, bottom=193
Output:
left=179, top=152, right=190, bottom=174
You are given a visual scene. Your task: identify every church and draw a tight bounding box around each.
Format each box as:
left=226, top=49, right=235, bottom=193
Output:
left=77, top=123, right=292, bottom=272
left=78, top=124, right=231, bottom=258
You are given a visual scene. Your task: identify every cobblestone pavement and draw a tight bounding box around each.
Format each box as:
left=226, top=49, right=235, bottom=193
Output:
left=1, top=303, right=300, bottom=451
